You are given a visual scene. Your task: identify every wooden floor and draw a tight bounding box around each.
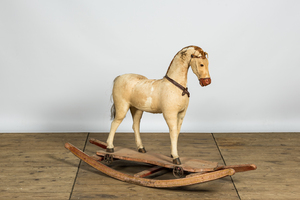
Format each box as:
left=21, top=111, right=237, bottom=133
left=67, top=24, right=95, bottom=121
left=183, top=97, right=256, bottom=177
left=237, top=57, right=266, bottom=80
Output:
left=0, top=132, right=299, bottom=200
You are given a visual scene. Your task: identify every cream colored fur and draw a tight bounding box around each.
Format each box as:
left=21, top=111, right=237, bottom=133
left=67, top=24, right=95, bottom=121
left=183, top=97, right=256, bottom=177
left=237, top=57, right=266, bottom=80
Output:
left=106, top=46, right=210, bottom=161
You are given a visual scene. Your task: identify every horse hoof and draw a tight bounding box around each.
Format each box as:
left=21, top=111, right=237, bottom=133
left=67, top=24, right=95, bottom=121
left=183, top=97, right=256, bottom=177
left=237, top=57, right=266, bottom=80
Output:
left=138, top=147, right=147, bottom=153
left=173, top=158, right=181, bottom=165
left=106, top=148, right=114, bottom=153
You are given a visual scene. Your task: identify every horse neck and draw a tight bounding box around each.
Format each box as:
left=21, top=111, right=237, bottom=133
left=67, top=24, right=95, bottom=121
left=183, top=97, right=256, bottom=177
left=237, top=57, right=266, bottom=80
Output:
left=166, top=55, right=190, bottom=87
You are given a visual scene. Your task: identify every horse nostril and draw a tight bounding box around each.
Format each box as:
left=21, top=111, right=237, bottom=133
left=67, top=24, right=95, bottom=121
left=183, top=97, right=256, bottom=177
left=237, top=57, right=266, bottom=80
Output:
left=199, top=78, right=211, bottom=87
left=206, top=78, right=211, bottom=85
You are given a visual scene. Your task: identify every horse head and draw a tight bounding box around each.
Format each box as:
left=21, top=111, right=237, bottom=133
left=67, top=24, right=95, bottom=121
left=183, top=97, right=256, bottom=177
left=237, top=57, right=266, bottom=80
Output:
left=190, top=49, right=211, bottom=87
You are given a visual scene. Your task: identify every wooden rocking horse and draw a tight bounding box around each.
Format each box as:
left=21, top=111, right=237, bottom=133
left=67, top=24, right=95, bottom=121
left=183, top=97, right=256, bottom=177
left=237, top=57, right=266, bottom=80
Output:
left=65, top=46, right=256, bottom=188
left=107, top=45, right=211, bottom=165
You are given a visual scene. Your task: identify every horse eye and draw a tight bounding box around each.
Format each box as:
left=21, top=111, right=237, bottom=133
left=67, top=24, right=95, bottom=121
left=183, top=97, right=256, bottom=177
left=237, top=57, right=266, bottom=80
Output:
left=200, top=64, right=204, bottom=67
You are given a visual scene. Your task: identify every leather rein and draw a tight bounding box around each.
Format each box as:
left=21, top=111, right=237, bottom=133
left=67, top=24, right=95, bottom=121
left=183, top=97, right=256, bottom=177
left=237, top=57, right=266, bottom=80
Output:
left=164, top=75, right=190, bottom=97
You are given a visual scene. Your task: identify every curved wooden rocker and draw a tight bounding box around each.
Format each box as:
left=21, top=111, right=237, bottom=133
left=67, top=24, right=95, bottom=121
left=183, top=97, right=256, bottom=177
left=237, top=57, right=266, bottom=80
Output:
left=65, top=138, right=257, bottom=188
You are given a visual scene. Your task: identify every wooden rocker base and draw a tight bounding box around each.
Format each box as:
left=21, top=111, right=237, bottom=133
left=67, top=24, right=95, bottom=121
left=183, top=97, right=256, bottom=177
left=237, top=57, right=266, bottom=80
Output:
left=65, top=138, right=257, bottom=188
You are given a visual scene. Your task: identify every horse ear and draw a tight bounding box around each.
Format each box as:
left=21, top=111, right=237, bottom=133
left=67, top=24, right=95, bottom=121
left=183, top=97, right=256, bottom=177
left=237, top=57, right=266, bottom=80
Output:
left=205, top=52, right=209, bottom=58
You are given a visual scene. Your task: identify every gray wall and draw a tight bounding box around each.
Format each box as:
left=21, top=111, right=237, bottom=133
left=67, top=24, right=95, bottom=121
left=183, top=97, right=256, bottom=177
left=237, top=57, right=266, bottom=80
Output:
left=1, top=0, right=299, bottom=132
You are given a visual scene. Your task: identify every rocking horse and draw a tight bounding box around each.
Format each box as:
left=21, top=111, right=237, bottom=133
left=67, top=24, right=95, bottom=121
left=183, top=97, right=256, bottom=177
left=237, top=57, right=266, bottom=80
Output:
left=107, top=45, right=211, bottom=165
left=65, top=46, right=256, bottom=188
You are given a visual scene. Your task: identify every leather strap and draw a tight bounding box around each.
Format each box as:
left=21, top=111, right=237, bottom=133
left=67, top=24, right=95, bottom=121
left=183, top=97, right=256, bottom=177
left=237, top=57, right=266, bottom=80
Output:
left=164, top=75, right=190, bottom=97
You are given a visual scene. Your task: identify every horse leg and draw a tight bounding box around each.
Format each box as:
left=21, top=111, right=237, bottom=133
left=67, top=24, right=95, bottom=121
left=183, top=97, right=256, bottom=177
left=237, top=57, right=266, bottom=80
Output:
left=106, top=103, right=129, bottom=152
left=163, top=112, right=181, bottom=165
left=177, top=109, right=187, bottom=136
left=130, top=107, right=146, bottom=153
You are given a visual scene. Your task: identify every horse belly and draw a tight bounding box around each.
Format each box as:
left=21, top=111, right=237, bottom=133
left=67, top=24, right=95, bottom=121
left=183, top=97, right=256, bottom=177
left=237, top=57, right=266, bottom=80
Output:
left=130, top=80, right=162, bottom=113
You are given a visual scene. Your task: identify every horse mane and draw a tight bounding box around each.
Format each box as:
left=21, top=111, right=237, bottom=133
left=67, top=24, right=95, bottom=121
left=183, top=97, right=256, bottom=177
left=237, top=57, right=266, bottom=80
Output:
left=188, top=45, right=208, bottom=59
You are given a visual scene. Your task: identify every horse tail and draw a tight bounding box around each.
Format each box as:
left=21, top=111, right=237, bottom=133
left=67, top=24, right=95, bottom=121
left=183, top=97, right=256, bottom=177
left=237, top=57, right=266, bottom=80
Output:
left=110, top=103, right=116, bottom=120
left=110, top=76, right=120, bottom=120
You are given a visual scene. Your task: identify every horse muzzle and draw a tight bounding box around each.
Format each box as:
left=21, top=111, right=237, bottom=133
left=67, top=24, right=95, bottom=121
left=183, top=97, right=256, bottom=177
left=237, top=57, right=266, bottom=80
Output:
left=199, top=78, right=211, bottom=87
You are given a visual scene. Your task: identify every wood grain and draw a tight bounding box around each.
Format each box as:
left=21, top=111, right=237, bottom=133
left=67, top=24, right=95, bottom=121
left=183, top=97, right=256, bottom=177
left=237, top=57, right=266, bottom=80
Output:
left=1, top=132, right=297, bottom=200
left=70, top=133, right=239, bottom=200
left=214, top=133, right=300, bottom=200
left=0, top=133, right=88, bottom=200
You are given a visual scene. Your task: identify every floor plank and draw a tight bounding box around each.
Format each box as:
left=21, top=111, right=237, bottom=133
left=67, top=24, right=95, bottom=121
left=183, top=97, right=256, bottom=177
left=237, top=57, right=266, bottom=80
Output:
left=0, top=133, right=88, bottom=200
left=214, top=133, right=300, bottom=200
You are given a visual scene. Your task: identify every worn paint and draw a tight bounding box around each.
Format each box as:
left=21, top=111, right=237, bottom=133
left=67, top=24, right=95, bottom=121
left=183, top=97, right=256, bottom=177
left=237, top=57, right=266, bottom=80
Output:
left=144, top=97, right=152, bottom=107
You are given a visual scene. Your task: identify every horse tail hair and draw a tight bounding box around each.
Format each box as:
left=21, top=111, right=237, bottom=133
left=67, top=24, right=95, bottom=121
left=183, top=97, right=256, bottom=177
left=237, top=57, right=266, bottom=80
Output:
left=110, top=103, right=116, bottom=120
left=110, top=76, right=120, bottom=120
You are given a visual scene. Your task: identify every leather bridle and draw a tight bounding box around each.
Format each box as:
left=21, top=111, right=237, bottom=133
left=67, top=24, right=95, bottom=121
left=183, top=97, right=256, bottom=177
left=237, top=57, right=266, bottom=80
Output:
left=164, top=75, right=190, bottom=97
left=164, top=54, right=204, bottom=98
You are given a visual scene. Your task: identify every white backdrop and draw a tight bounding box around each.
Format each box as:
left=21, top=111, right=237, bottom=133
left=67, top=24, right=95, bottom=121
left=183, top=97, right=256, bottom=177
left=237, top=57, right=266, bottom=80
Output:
left=1, top=0, right=299, bottom=133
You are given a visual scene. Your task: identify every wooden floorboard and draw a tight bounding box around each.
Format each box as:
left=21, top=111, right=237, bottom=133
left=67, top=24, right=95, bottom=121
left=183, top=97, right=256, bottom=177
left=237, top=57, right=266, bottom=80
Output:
left=1, top=132, right=299, bottom=199
left=0, top=133, right=88, bottom=200
left=214, top=133, right=300, bottom=200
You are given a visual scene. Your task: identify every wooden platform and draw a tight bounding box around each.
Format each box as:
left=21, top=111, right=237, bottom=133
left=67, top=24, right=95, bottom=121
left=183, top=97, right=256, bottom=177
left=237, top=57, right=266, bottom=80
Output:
left=0, top=132, right=299, bottom=199
left=96, top=146, right=219, bottom=173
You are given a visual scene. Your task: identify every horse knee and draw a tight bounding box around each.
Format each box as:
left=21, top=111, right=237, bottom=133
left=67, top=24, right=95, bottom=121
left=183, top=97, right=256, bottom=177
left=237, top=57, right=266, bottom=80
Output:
left=132, top=124, right=136, bottom=131
left=112, top=114, right=126, bottom=125
left=113, top=118, right=123, bottom=124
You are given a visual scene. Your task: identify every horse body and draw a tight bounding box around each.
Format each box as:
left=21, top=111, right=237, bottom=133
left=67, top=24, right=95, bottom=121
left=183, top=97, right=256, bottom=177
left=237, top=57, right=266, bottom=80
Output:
left=107, top=46, right=211, bottom=164
left=129, top=75, right=164, bottom=113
